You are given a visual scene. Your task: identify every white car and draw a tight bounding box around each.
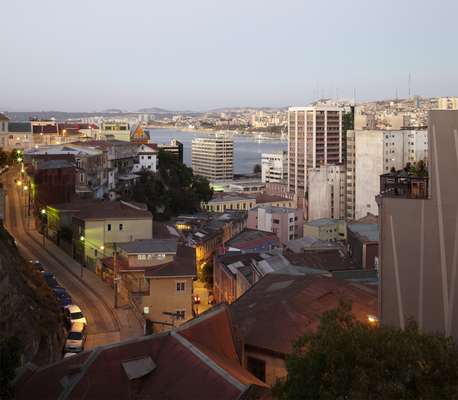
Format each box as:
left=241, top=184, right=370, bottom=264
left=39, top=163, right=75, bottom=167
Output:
left=64, top=322, right=87, bottom=353
left=64, top=305, right=87, bottom=326
left=63, top=352, right=78, bottom=359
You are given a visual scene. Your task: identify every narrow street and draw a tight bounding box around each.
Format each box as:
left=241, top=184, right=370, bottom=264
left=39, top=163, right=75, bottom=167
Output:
left=2, top=169, right=143, bottom=350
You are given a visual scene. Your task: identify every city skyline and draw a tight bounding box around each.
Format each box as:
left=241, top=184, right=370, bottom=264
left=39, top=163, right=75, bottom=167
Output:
left=2, top=0, right=458, bottom=111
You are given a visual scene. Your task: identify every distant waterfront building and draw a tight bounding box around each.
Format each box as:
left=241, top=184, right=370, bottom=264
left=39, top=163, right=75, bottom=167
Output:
left=287, top=106, right=344, bottom=205
left=192, top=136, right=233, bottom=181
left=100, top=121, right=130, bottom=141
left=307, top=164, right=346, bottom=220
left=261, top=151, right=287, bottom=183
left=157, top=139, right=184, bottom=163
left=346, top=129, right=428, bottom=220
left=437, top=97, right=458, bottom=110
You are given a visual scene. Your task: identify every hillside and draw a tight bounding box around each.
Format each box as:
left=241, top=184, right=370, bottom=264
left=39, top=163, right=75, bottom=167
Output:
left=0, top=225, right=65, bottom=366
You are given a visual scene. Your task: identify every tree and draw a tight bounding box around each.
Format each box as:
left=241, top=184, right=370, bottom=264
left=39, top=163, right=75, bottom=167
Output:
left=0, top=336, right=21, bottom=400
left=253, top=164, right=262, bottom=174
left=128, top=149, right=213, bottom=220
left=273, top=301, right=458, bottom=400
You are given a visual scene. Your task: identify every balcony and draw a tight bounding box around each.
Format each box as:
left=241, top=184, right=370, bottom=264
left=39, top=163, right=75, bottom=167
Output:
left=380, top=172, right=429, bottom=199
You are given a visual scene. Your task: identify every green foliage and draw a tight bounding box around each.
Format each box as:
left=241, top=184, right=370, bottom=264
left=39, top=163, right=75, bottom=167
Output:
left=199, top=262, right=213, bottom=288
left=343, top=111, right=354, bottom=132
left=129, top=149, right=213, bottom=220
left=273, top=301, right=458, bottom=400
left=0, top=336, right=21, bottom=399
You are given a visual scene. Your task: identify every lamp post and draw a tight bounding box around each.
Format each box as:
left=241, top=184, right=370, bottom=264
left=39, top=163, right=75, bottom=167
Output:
left=40, top=208, right=47, bottom=248
left=79, top=235, right=85, bottom=278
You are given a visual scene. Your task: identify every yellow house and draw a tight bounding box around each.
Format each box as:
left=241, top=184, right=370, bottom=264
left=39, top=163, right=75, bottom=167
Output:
left=101, top=244, right=197, bottom=332
left=70, top=200, right=153, bottom=269
left=202, top=193, right=256, bottom=212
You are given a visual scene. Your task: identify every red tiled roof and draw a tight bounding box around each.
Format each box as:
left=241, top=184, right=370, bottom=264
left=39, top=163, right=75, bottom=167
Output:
left=255, top=193, right=290, bottom=204
left=15, top=305, right=268, bottom=400
left=229, top=273, right=378, bottom=356
left=53, top=199, right=152, bottom=220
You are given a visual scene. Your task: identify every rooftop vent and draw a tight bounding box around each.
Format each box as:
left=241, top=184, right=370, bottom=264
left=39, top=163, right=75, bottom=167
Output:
left=122, top=356, right=156, bottom=380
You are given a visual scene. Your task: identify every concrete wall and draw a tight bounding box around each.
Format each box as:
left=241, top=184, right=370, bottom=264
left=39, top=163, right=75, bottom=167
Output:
left=380, top=110, right=458, bottom=339
left=355, top=131, right=384, bottom=219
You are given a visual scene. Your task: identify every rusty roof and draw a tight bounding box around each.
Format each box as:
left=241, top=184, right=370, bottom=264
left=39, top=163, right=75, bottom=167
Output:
left=14, top=305, right=268, bottom=400
left=229, top=273, right=378, bottom=356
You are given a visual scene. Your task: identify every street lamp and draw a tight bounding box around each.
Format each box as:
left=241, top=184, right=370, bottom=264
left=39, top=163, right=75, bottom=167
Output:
left=79, top=236, right=85, bottom=278
left=40, top=208, right=47, bottom=248
left=16, top=180, right=22, bottom=187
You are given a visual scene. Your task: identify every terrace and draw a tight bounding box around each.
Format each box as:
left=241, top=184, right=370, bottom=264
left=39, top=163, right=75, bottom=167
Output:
left=380, top=172, right=429, bottom=199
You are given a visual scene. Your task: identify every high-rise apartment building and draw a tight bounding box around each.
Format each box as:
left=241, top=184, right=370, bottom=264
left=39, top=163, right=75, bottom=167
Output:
left=379, top=110, right=458, bottom=340
left=287, top=106, right=344, bottom=199
left=346, top=129, right=428, bottom=220
left=261, top=151, right=287, bottom=183
left=191, top=136, right=233, bottom=181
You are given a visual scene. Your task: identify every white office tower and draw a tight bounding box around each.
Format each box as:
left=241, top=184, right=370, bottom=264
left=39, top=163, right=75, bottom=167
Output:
left=261, top=151, right=287, bottom=183
left=192, top=136, right=234, bottom=181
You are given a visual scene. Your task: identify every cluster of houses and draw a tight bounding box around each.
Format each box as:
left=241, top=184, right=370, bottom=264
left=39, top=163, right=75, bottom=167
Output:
left=4, top=114, right=382, bottom=395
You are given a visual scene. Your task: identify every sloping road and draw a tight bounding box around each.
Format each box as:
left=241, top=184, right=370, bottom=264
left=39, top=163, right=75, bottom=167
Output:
left=2, top=169, right=143, bottom=350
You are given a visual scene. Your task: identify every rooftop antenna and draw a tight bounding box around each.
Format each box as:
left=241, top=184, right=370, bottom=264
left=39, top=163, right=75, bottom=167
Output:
left=408, top=72, right=411, bottom=98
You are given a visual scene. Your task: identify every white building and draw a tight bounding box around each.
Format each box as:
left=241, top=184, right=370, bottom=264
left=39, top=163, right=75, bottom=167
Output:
left=437, top=97, right=458, bottom=110
left=133, top=144, right=158, bottom=173
left=191, top=136, right=233, bottom=181
left=261, top=151, right=287, bottom=183
left=346, top=129, right=428, bottom=220
left=307, top=164, right=346, bottom=221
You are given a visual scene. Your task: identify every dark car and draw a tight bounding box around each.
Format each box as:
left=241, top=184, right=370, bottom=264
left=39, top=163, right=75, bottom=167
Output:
left=57, top=295, right=73, bottom=307
left=29, top=260, right=45, bottom=272
left=43, top=272, right=59, bottom=288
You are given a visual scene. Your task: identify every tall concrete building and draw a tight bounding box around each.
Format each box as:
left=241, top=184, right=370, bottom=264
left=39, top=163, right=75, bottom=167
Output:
left=379, top=110, right=458, bottom=340
left=100, top=121, right=130, bottom=141
left=191, top=136, right=233, bottom=181
left=287, top=106, right=344, bottom=203
left=308, top=164, right=346, bottom=220
left=346, top=129, right=428, bottom=220
left=261, top=151, right=287, bottom=183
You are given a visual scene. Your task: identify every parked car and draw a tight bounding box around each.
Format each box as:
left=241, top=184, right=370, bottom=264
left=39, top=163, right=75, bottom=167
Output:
left=64, top=322, right=87, bottom=353
left=193, top=294, right=201, bottom=304
left=53, top=287, right=72, bottom=307
left=29, top=260, right=45, bottom=272
left=43, top=272, right=59, bottom=288
left=63, top=352, right=78, bottom=359
left=64, top=305, right=87, bottom=326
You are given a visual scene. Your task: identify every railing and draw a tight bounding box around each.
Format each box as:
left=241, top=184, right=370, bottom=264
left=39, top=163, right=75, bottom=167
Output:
left=380, top=174, right=429, bottom=199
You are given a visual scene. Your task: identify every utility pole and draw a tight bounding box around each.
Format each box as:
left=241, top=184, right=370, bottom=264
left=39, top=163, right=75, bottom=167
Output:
left=114, top=250, right=118, bottom=308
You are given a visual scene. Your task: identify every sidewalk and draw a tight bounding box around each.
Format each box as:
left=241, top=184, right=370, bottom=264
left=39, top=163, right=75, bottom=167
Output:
left=28, top=229, right=144, bottom=341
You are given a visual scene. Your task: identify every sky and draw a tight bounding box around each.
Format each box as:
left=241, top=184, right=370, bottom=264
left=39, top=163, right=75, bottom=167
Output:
left=1, top=0, right=458, bottom=111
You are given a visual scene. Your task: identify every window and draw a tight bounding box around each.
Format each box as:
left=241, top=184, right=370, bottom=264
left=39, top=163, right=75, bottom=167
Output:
left=119, top=223, right=123, bottom=231
left=176, top=281, right=185, bottom=292
left=273, top=219, right=279, bottom=224
left=107, top=224, right=112, bottom=231
left=148, top=156, right=151, bottom=160
left=94, top=249, right=98, bottom=257
left=176, top=310, right=185, bottom=320
left=247, top=357, right=266, bottom=382
left=138, top=254, right=146, bottom=260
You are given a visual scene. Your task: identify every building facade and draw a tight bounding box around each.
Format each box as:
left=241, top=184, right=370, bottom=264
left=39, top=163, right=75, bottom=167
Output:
left=157, top=139, right=184, bottom=163
left=100, top=121, right=130, bottom=141
left=247, top=206, right=304, bottom=244
left=307, top=164, right=345, bottom=220
left=261, top=151, right=287, bottom=183
left=346, top=129, right=428, bottom=220
left=288, top=106, right=344, bottom=202
left=192, top=136, right=233, bottom=181
left=379, top=110, right=458, bottom=339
